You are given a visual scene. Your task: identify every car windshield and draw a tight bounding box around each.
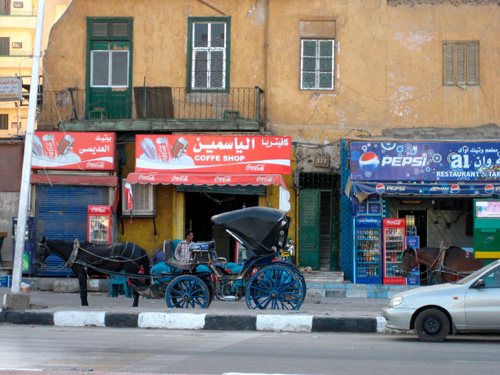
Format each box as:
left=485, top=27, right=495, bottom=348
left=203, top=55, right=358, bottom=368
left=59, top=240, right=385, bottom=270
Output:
left=455, top=261, right=500, bottom=285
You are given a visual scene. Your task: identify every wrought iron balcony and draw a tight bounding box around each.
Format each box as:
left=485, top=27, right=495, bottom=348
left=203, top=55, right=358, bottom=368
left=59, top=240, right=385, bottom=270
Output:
left=37, top=87, right=263, bottom=132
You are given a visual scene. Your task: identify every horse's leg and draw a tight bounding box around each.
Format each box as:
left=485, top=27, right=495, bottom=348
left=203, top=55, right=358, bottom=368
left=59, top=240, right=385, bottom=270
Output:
left=132, top=288, right=140, bottom=307
left=77, top=272, right=89, bottom=306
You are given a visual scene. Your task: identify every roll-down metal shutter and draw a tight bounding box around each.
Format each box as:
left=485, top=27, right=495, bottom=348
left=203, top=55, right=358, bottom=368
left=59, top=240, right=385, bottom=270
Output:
left=35, top=185, right=110, bottom=276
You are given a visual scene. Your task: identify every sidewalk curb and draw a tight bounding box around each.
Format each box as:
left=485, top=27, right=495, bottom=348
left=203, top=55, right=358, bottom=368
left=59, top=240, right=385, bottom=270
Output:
left=0, top=309, right=387, bottom=333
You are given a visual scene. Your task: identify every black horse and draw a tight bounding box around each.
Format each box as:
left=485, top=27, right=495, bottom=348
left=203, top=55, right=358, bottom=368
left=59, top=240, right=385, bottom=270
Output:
left=34, top=237, right=150, bottom=307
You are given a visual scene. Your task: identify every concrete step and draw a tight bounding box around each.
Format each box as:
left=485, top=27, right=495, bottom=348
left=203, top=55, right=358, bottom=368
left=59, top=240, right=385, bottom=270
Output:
left=306, top=282, right=419, bottom=300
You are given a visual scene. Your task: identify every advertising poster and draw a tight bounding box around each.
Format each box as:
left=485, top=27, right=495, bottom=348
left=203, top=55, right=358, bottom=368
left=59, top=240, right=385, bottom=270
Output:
left=32, top=132, right=116, bottom=171
left=135, top=135, right=291, bottom=174
left=350, top=142, right=500, bottom=182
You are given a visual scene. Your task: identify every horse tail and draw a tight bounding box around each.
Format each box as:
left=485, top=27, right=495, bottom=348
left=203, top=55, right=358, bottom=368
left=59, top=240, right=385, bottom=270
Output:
left=140, top=247, right=151, bottom=284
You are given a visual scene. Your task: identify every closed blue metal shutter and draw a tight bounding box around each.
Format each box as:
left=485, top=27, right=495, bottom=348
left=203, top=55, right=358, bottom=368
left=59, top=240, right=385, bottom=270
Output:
left=35, top=185, right=109, bottom=276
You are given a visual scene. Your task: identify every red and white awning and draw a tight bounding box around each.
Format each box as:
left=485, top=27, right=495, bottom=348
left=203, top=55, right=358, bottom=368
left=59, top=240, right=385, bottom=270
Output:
left=126, top=172, right=287, bottom=188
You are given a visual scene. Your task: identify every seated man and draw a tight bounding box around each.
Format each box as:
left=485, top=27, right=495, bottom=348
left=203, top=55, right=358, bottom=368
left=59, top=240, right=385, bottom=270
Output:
left=174, top=231, right=194, bottom=263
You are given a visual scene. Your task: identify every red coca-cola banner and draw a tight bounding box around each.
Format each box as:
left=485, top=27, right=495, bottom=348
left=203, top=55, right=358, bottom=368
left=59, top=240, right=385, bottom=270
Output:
left=135, top=135, right=291, bottom=174
left=88, top=205, right=111, bottom=215
left=32, top=132, right=116, bottom=171
left=127, top=172, right=287, bottom=188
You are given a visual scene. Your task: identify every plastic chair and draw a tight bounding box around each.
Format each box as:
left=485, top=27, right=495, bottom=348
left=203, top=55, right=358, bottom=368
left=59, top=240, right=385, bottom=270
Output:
left=108, top=271, right=131, bottom=298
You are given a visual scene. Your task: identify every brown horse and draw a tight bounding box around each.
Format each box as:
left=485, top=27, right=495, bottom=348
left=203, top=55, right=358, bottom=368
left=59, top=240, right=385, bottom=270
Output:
left=401, top=246, right=485, bottom=284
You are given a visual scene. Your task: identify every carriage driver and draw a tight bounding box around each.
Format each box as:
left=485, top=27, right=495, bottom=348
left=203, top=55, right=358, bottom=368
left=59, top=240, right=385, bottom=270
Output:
left=174, top=231, right=194, bottom=263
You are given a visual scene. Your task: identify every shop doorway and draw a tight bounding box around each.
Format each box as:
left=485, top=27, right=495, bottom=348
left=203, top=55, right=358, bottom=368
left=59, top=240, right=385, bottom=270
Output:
left=185, top=192, right=259, bottom=262
left=399, top=210, right=428, bottom=284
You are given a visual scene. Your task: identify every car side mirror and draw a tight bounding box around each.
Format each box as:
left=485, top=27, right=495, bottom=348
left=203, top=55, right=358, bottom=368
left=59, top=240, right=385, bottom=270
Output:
left=474, top=278, right=486, bottom=288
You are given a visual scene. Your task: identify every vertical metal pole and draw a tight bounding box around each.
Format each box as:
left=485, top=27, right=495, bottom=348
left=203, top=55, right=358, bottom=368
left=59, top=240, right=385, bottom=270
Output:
left=11, top=0, right=45, bottom=294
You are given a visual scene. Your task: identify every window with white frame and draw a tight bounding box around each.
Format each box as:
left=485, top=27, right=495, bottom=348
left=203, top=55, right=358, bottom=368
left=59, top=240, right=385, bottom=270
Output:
left=91, top=50, right=129, bottom=88
left=443, top=41, right=479, bottom=86
left=300, top=39, right=335, bottom=90
left=188, top=17, right=230, bottom=91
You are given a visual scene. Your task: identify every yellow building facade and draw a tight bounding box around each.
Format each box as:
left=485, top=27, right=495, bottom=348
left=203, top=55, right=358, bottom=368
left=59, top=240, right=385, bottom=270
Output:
left=38, top=0, right=500, bottom=272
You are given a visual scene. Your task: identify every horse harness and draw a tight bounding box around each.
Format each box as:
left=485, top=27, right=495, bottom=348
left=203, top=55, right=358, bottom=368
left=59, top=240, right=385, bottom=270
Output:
left=413, top=246, right=472, bottom=281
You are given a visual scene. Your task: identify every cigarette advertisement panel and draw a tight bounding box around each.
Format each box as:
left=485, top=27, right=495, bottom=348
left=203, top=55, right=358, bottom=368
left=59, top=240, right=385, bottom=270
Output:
left=135, top=135, right=291, bottom=174
left=32, top=132, right=116, bottom=171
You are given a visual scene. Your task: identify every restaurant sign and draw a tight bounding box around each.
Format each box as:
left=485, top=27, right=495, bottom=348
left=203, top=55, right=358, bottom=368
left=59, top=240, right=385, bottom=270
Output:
left=350, top=141, right=500, bottom=182
left=135, top=135, right=291, bottom=174
left=32, top=132, right=116, bottom=171
left=0, top=77, right=22, bottom=101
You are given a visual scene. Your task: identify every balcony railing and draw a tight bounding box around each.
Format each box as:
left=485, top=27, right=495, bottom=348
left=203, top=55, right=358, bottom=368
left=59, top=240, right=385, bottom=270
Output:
left=38, top=87, right=263, bottom=127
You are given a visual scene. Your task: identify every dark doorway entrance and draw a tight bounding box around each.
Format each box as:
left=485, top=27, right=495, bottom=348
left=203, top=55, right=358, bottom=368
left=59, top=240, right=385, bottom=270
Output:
left=184, top=192, right=259, bottom=262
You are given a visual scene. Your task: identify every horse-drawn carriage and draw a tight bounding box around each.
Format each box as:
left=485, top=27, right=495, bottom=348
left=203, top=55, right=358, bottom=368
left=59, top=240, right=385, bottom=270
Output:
left=35, top=207, right=306, bottom=310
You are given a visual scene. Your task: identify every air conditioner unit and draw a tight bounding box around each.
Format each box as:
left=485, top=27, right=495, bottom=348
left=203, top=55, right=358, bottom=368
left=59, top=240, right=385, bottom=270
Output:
left=121, top=179, right=156, bottom=217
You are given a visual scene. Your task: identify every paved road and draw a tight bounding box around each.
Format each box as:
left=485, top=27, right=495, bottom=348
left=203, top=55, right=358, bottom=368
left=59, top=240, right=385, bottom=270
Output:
left=1, top=326, right=500, bottom=375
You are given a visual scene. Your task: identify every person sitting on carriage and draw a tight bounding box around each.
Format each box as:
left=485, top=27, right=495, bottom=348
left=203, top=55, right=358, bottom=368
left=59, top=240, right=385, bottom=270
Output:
left=174, top=231, right=194, bottom=263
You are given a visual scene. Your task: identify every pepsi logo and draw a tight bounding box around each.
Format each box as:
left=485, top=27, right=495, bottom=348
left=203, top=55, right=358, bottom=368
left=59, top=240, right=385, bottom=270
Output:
left=485, top=184, right=494, bottom=194
left=450, top=184, right=460, bottom=194
left=359, top=152, right=380, bottom=172
left=375, top=183, right=386, bottom=194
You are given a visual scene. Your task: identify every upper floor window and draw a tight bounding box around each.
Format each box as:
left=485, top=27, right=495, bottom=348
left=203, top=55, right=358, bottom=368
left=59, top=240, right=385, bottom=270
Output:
left=0, top=114, right=8, bottom=130
left=90, top=50, right=129, bottom=88
left=0, top=37, right=9, bottom=55
left=300, top=39, right=335, bottom=90
left=443, top=41, right=479, bottom=86
left=1, top=0, right=11, bottom=15
left=187, top=17, right=230, bottom=92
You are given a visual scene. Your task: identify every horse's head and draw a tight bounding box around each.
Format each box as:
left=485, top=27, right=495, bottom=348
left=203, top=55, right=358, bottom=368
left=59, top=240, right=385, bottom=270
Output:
left=400, top=246, right=418, bottom=277
left=33, top=237, right=51, bottom=269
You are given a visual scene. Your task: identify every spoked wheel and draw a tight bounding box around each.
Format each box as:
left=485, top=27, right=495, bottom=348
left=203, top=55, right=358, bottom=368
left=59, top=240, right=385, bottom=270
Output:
left=166, top=275, right=211, bottom=308
left=245, top=264, right=304, bottom=310
left=272, top=261, right=307, bottom=303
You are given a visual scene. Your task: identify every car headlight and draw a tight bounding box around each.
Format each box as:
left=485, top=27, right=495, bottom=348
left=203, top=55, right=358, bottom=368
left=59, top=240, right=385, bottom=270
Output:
left=389, top=296, right=404, bottom=307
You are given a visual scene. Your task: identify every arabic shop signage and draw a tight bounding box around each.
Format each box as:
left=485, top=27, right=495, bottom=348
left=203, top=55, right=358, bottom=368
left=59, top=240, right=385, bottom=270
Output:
left=0, top=77, right=22, bottom=101
left=350, top=141, right=500, bottom=182
left=32, top=132, right=116, bottom=171
left=135, top=134, right=291, bottom=174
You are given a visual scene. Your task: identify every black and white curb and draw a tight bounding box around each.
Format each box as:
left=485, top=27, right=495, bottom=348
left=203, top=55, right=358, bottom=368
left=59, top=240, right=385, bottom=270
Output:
left=0, top=309, right=387, bottom=333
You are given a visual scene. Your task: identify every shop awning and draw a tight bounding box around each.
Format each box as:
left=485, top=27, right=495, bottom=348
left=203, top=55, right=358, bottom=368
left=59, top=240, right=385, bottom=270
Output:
left=348, top=180, right=500, bottom=201
left=126, top=172, right=287, bottom=188
left=31, top=174, right=118, bottom=187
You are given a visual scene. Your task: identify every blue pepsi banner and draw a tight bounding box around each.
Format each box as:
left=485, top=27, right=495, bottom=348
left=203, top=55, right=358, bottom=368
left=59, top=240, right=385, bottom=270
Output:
left=350, top=142, right=500, bottom=182
left=355, top=216, right=382, bottom=228
left=351, top=181, right=500, bottom=196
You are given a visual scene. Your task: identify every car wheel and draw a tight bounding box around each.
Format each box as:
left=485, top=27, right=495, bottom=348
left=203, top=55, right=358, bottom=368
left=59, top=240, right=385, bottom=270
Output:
left=415, top=308, right=450, bottom=342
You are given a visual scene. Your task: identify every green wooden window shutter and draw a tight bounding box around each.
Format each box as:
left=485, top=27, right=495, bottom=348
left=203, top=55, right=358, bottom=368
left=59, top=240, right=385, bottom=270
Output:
left=456, top=44, right=466, bottom=85
left=467, top=43, right=479, bottom=85
left=444, top=44, right=454, bottom=85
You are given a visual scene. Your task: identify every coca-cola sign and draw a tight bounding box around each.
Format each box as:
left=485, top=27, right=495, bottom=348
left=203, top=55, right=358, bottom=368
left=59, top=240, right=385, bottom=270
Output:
left=33, top=132, right=116, bottom=171
left=214, top=176, right=232, bottom=183
left=246, top=164, right=265, bottom=172
left=384, top=219, right=404, bottom=226
left=138, top=175, right=156, bottom=182
left=256, top=176, right=273, bottom=183
left=135, top=135, right=291, bottom=174
left=88, top=205, right=111, bottom=214
left=172, top=175, right=189, bottom=182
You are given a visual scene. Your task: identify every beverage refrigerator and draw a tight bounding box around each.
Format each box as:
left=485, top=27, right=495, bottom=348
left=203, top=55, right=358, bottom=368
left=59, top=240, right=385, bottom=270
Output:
left=88, top=205, right=112, bottom=244
left=354, top=216, right=382, bottom=284
left=383, top=218, right=406, bottom=285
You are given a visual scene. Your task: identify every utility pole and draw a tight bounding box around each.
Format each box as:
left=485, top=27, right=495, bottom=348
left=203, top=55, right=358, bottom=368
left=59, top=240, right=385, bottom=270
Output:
left=3, top=0, right=45, bottom=309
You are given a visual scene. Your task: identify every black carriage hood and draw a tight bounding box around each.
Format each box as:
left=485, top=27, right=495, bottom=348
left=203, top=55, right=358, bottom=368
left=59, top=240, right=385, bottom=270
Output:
left=211, top=207, right=290, bottom=256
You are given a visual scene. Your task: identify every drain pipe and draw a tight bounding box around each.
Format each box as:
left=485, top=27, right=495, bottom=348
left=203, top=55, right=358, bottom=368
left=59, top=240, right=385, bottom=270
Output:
left=262, top=0, right=269, bottom=132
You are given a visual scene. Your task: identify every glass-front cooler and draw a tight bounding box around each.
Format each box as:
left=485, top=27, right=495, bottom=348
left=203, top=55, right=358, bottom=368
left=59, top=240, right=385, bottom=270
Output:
left=355, top=216, right=382, bottom=284
left=88, top=205, right=112, bottom=245
left=383, top=218, right=406, bottom=285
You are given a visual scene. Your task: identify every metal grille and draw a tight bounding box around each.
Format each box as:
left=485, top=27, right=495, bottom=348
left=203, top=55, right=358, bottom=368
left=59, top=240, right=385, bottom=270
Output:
left=299, top=172, right=339, bottom=190
left=340, top=139, right=354, bottom=281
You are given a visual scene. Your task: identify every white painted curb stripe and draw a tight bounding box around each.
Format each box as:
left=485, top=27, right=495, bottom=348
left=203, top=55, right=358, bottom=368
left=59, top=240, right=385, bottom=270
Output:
left=53, top=311, right=106, bottom=327
left=256, top=314, right=313, bottom=332
left=138, top=312, right=206, bottom=329
left=376, top=316, right=387, bottom=332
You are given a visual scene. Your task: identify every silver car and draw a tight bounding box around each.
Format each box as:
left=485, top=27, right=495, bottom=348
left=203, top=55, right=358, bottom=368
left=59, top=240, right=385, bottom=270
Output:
left=382, top=259, right=500, bottom=342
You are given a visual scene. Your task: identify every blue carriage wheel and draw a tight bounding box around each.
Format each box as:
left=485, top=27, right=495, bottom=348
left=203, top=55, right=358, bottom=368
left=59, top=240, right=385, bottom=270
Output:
left=245, top=264, right=304, bottom=311
left=166, top=275, right=210, bottom=308
left=271, top=261, right=307, bottom=303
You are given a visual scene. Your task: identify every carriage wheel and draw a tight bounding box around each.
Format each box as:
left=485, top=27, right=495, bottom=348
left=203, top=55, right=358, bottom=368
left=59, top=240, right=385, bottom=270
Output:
left=415, top=308, right=450, bottom=342
left=166, top=275, right=210, bottom=308
left=271, top=261, right=307, bottom=303
left=245, top=264, right=304, bottom=310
